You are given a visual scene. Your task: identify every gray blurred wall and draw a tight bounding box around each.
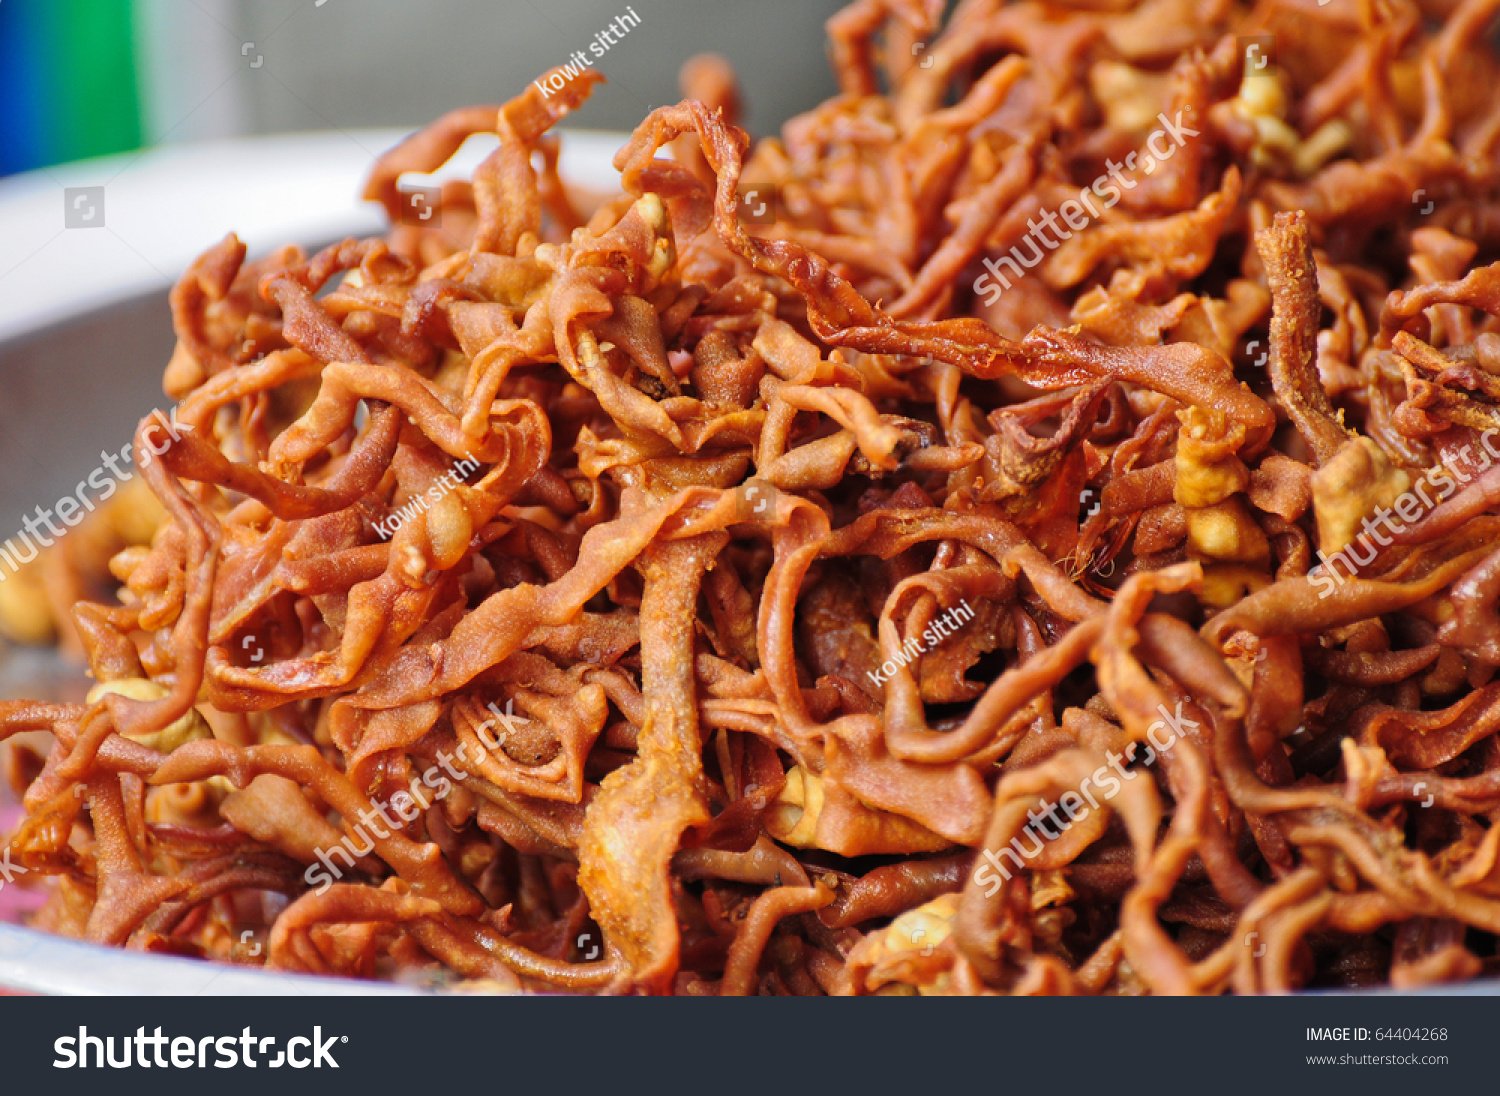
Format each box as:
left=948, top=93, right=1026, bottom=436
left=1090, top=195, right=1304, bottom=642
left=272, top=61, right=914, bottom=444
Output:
left=136, top=0, right=849, bottom=145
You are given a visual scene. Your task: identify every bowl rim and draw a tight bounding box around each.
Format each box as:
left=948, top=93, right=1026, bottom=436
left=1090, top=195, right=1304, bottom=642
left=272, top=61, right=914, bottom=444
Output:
left=0, top=922, right=436, bottom=996
left=0, top=128, right=630, bottom=344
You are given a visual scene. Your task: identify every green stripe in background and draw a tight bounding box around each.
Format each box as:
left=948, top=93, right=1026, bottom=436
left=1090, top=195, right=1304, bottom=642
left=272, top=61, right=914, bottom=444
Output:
left=37, top=0, right=143, bottom=166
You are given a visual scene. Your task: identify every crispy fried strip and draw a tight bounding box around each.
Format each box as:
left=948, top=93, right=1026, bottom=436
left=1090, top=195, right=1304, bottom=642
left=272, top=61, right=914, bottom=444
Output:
left=1254, top=212, right=1352, bottom=465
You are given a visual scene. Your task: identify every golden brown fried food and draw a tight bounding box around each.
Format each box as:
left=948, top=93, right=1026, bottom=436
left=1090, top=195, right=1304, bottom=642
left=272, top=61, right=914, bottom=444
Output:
left=8, top=0, right=1500, bottom=995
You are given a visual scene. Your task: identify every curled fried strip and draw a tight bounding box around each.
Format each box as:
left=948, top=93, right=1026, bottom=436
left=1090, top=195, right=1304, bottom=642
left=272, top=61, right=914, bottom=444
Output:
left=1254, top=211, right=1352, bottom=465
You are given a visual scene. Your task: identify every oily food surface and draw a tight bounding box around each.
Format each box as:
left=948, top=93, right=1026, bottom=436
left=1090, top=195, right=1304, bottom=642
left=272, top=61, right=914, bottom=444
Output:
left=7, top=0, right=1500, bottom=994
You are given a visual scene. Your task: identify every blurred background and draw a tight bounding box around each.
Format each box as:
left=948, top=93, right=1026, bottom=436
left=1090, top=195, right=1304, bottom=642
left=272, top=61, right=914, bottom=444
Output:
left=0, top=0, right=847, bottom=176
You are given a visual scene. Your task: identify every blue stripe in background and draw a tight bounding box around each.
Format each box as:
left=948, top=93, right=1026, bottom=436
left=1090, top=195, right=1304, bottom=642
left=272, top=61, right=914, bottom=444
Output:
left=0, top=2, right=51, bottom=175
